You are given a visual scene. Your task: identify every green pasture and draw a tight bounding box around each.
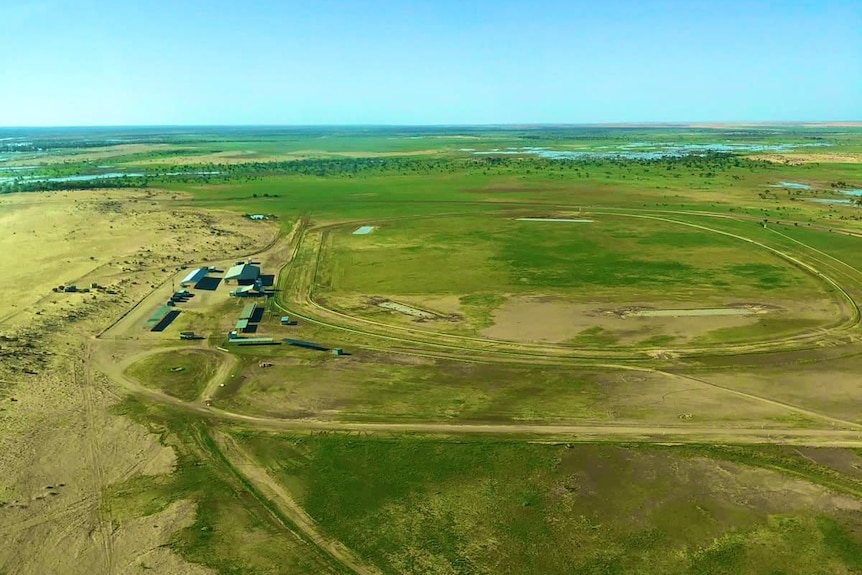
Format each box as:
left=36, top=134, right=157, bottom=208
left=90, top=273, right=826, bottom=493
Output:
left=316, top=213, right=830, bottom=301
left=10, top=125, right=862, bottom=575
left=215, top=354, right=610, bottom=422
left=240, top=434, right=862, bottom=575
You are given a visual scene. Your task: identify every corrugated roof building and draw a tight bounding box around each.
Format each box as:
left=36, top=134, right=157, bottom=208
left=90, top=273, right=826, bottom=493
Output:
left=240, top=303, right=257, bottom=320
left=225, top=263, right=260, bottom=284
left=180, top=267, right=208, bottom=287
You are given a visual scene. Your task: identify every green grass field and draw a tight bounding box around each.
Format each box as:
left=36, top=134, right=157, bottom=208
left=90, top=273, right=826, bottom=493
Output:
left=239, top=434, right=862, bottom=575
left=319, top=213, right=823, bottom=297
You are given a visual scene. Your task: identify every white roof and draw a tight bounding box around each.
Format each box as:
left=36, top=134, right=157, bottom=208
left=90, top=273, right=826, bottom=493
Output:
left=181, top=267, right=208, bottom=285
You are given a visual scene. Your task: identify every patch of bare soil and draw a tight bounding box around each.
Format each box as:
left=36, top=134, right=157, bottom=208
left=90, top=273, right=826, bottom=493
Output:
left=4, top=144, right=174, bottom=166
left=785, top=447, right=862, bottom=480
left=0, top=189, right=276, bottom=574
left=594, top=370, right=802, bottom=426
left=481, top=296, right=836, bottom=345
left=703, top=356, right=862, bottom=425
left=750, top=152, right=862, bottom=165
left=112, top=500, right=213, bottom=574
left=695, top=457, right=862, bottom=515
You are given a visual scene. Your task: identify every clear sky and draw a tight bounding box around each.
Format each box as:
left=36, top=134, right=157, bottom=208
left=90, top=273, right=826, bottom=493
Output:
left=1, top=0, right=860, bottom=126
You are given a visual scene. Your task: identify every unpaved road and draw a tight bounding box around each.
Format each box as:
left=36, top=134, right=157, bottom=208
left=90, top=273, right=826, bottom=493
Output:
left=100, top=344, right=862, bottom=447
left=213, top=431, right=381, bottom=575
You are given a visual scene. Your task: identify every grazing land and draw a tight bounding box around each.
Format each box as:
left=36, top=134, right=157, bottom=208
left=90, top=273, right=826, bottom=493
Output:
left=2, top=124, right=862, bottom=574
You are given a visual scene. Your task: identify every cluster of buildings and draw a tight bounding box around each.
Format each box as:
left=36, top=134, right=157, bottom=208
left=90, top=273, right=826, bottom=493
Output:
left=156, top=257, right=346, bottom=353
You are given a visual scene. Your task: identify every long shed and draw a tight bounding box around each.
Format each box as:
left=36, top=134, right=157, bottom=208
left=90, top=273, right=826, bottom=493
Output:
left=180, top=267, right=208, bottom=287
left=240, top=303, right=257, bottom=320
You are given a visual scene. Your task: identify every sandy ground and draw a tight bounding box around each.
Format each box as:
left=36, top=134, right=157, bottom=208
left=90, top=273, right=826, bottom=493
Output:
left=481, top=296, right=838, bottom=345
left=750, top=152, right=862, bottom=165
left=0, top=189, right=277, bottom=574
left=3, top=144, right=174, bottom=166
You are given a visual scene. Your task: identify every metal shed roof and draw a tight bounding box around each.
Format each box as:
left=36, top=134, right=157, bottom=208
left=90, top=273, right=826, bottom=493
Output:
left=180, top=267, right=208, bottom=285
left=235, top=319, right=249, bottom=330
left=147, top=305, right=173, bottom=325
left=240, top=303, right=257, bottom=320
left=225, top=263, right=260, bottom=281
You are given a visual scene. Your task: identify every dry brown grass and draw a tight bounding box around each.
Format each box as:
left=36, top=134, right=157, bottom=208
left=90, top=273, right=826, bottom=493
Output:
left=0, top=189, right=277, bottom=574
left=749, top=152, right=862, bottom=164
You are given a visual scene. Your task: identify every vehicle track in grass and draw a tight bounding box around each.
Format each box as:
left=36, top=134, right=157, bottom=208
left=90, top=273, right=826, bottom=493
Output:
left=213, top=430, right=382, bottom=575
left=101, top=204, right=862, bottom=441
left=99, top=339, right=862, bottom=444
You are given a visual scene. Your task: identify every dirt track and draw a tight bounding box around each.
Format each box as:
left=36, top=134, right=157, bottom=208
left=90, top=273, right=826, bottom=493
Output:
left=213, top=431, right=381, bottom=575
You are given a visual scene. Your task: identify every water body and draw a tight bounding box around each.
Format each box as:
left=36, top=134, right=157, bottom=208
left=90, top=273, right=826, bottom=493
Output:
left=809, top=199, right=855, bottom=205
left=353, top=225, right=376, bottom=235
left=769, top=182, right=812, bottom=190
left=0, top=170, right=222, bottom=185
left=472, top=142, right=832, bottom=161
left=839, top=189, right=862, bottom=197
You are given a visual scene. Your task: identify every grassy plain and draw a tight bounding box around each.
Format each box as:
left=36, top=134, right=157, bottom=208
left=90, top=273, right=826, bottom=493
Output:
left=212, top=348, right=810, bottom=426
left=240, top=434, right=862, bottom=575
left=2, top=125, right=862, bottom=575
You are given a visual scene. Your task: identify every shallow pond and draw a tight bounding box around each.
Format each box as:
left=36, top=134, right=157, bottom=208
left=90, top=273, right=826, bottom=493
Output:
left=770, top=181, right=812, bottom=190
left=809, top=198, right=854, bottom=205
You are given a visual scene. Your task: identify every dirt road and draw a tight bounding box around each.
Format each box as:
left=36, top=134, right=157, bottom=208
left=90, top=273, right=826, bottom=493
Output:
left=213, top=431, right=381, bottom=575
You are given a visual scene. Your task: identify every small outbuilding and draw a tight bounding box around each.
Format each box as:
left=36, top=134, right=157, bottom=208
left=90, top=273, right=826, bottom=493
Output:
left=249, top=214, right=266, bottom=221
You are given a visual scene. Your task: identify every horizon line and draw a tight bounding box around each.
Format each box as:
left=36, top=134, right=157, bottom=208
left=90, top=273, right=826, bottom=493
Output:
left=2, top=121, right=862, bottom=130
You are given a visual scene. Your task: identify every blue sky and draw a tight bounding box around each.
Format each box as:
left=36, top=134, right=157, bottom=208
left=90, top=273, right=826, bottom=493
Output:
left=0, top=0, right=860, bottom=125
